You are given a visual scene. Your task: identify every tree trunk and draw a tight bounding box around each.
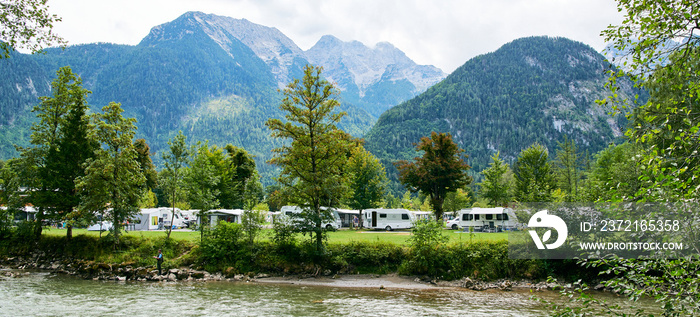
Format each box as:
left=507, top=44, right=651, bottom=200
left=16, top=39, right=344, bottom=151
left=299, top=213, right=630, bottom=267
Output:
left=66, top=224, right=72, bottom=239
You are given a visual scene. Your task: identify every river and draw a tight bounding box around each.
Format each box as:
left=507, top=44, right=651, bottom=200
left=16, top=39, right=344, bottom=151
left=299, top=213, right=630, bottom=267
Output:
left=0, top=270, right=650, bottom=316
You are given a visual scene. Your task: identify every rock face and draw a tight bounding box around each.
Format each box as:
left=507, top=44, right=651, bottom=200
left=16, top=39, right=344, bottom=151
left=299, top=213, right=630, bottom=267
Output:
left=306, top=35, right=446, bottom=117
left=143, top=12, right=446, bottom=118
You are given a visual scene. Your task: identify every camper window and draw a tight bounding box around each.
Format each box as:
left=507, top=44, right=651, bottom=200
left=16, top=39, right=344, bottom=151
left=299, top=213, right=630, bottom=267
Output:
left=503, top=213, right=509, bottom=220
left=401, top=214, right=409, bottom=220
left=485, top=214, right=493, bottom=220
left=379, top=213, right=387, bottom=218
left=474, top=214, right=480, bottom=220
left=496, top=214, right=503, bottom=220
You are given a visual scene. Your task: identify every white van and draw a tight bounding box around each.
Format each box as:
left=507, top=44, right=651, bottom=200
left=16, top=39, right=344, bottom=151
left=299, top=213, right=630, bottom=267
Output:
left=457, top=207, right=518, bottom=232
left=279, top=205, right=342, bottom=230
left=362, top=208, right=415, bottom=231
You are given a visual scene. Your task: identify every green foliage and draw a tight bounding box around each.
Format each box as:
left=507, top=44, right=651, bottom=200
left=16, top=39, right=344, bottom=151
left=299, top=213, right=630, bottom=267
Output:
left=579, top=142, right=641, bottom=202
left=400, top=218, right=449, bottom=276
left=443, top=188, right=472, bottom=214
left=185, top=142, right=221, bottom=238
left=479, top=151, right=511, bottom=206
left=514, top=143, right=555, bottom=202
left=19, top=66, right=97, bottom=238
left=630, top=48, right=700, bottom=200
left=241, top=208, right=266, bottom=245
left=552, top=135, right=581, bottom=202
left=160, top=131, right=190, bottom=239
left=199, top=221, right=244, bottom=271
left=345, top=145, right=387, bottom=226
left=76, top=102, right=145, bottom=246
left=266, top=65, right=355, bottom=253
left=396, top=131, right=472, bottom=221
left=0, top=0, right=66, bottom=58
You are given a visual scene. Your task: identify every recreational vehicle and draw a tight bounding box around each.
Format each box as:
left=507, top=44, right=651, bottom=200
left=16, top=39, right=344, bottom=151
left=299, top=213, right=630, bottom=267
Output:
left=456, top=207, right=518, bottom=232
left=278, top=205, right=342, bottom=230
left=362, top=208, right=415, bottom=231
left=135, top=207, right=187, bottom=230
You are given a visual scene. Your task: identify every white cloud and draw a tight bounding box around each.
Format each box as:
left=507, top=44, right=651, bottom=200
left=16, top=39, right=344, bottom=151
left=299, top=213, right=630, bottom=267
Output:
left=48, top=0, right=623, bottom=73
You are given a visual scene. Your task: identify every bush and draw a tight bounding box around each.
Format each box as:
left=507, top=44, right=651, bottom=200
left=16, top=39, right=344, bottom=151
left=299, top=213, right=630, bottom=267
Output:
left=400, top=219, right=450, bottom=276
left=199, top=222, right=245, bottom=271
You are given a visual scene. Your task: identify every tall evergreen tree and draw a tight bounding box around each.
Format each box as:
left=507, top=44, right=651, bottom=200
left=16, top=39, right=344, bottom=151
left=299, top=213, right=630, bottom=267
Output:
left=479, top=151, right=511, bottom=207
left=22, top=66, right=96, bottom=238
left=553, top=136, right=580, bottom=202
left=266, top=65, right=355, bottom=254
left=514, top=143, right=554, bottom=202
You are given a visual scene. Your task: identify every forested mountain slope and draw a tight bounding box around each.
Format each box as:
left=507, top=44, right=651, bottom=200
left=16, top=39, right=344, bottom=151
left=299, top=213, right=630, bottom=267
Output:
left=0, top=12, right=444, bottom=184
left=364, top=36, right=643, bottom=192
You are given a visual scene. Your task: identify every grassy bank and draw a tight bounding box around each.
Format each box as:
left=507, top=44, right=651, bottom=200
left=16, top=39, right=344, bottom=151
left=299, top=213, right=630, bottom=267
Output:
left=41, top=227, right=508, bottom=245
left=2, top=225, right=591, bottom=282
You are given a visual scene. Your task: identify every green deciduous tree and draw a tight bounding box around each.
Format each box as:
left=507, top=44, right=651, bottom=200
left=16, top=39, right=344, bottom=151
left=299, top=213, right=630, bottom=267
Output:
left=76, top=102, right=145, bottom=248
left=580, top=142, right=642, bottom=202
left=219, top=144, right=258, bottom=209
left=601, top=0, right=700, bottom=200
left=0, top=0, right=66, bottom=58
left=266, top=65, right=354, bottom=254
left=0, top=158, right=24, bottom=237
left=514, top=143, right=554, bottom=202
left=185, top=142, right=220, bottom=240
left=160, top=131, right=189, bottom=240
left=395, top=131, right=472, bottom=222
left=479, top=151, right=512, bottom=207
left=345, top=145, right=387, bottom=228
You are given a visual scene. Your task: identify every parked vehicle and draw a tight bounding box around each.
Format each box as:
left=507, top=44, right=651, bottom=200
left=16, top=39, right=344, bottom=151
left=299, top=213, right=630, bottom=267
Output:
left=456, top=207, right=518, bottom=232
left=362, top=208, right=415, bottom=231
left=278, top=205, right=342, bottom=230
left=446, top=218, right=460, bottom=230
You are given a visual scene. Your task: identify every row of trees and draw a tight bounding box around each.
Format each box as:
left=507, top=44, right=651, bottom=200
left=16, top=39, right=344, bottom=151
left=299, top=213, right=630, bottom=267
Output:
left=0, top=66, right=266, bottom=247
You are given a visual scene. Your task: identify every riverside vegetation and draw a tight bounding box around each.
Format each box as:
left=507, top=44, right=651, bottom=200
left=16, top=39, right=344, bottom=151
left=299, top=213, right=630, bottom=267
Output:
left=0, top=220, right=594, bottom=286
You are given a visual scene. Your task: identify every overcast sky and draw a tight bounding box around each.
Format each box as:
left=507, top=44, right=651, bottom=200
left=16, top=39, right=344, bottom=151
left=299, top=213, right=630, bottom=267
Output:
left=48, top=0, right=624, bottom=73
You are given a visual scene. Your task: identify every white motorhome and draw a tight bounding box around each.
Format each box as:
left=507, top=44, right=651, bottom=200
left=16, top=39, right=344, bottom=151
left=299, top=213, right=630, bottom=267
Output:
left=456, top=207, right=518, bottom=232
left=135, top=207, right=186, bottom=230
left=278, top=205, right=342, bottom=230
left=362, top=208, right=415, bottom=231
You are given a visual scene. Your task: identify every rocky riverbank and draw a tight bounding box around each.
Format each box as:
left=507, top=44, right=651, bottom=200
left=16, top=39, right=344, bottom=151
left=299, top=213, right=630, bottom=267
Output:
left=1, top=253, right=601, bottom=292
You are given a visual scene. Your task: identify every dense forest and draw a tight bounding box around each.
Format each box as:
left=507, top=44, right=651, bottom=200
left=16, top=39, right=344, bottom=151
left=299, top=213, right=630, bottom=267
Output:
left=364, top=36, right=646, bottom=194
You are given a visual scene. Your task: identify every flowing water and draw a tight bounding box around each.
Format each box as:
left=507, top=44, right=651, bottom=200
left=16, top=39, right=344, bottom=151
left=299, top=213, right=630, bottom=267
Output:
left=0, top=270, right=651, bottom=316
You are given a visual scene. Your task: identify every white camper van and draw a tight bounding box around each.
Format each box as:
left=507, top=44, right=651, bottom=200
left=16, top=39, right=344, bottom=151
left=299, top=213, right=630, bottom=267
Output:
left=362, top=208, right=415, bottom=231
left=457, top=207, right=518, bottom=232
left=278, top=205, right=342, bottom=230
left=136, top=207, right=187, bottom=230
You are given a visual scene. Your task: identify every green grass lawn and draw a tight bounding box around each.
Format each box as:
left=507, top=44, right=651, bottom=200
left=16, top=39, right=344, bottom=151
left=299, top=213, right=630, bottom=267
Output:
left=42, top=227, right=508, bottom=245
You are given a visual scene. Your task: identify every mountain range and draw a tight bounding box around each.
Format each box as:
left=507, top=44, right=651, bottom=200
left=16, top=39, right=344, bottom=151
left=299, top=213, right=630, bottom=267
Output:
left=364, top=36, right=645, bottom=193
left=0, top=11, right=446, bottom=183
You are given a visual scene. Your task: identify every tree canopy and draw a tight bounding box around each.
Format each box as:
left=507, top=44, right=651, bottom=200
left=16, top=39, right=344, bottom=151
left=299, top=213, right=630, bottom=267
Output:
left=266, top=65, right=355, bottom=253
left=0, top=0, right=65, bottom=58
left=395, top=131, right=471, bottom=222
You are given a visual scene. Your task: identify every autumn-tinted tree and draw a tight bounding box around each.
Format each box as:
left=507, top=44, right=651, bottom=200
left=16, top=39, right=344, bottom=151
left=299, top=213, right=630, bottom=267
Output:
left=345, top=145, right=387, bottom=228
left=513, top=143, right=554, bottom=202
left=395, top=131, right=472, bottom=222
left=266, top=65, right=354, bottom=253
